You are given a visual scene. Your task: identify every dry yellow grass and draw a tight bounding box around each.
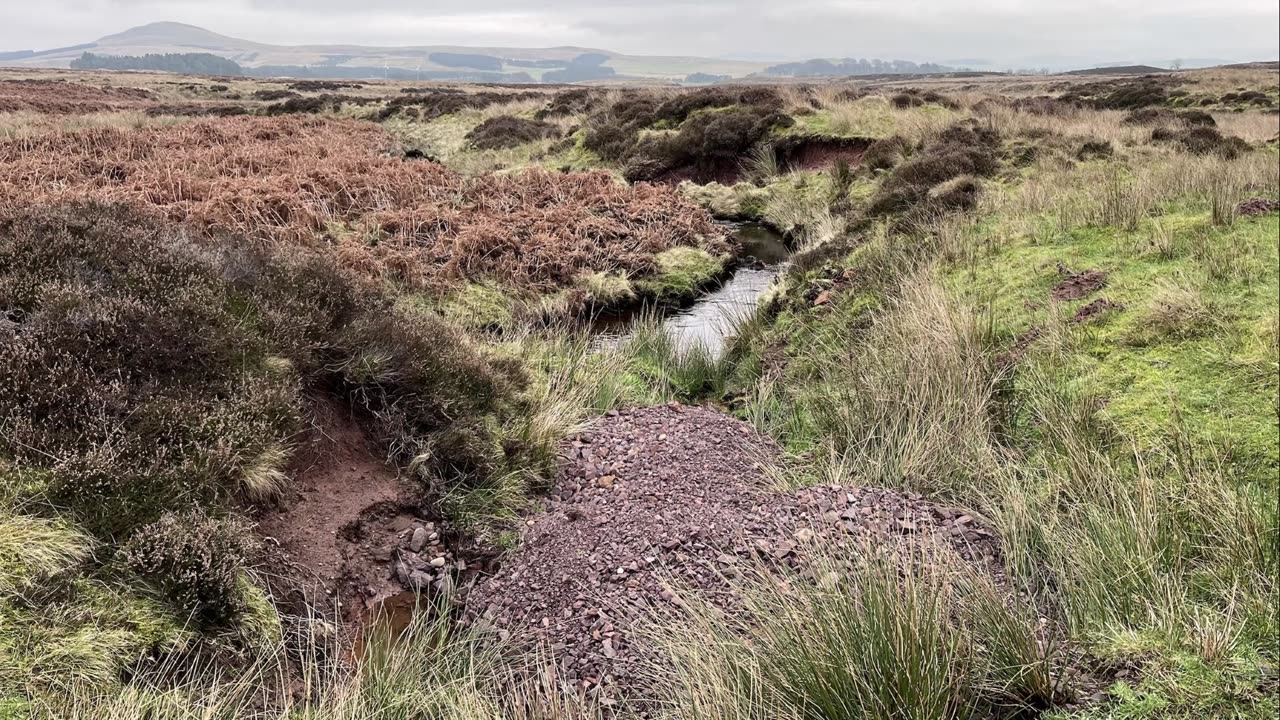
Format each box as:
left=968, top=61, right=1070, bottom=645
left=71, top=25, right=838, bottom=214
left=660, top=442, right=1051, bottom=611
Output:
left=1179, top=66, right=1280, bottom=95
left=0, top=109, right=187, bottom=139
left=977, top=103, right=1152, bottom=144
left=1211, top=110, right=1280, bottom=143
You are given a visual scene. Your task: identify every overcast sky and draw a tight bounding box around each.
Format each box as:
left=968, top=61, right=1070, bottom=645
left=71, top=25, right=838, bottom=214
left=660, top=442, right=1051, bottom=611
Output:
left=3, top=1, right=1278, bottom=66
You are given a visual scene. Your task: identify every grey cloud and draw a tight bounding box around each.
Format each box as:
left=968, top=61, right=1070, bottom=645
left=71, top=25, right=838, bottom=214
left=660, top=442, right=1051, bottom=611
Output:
left=1, top=0, right=1276, bottom=67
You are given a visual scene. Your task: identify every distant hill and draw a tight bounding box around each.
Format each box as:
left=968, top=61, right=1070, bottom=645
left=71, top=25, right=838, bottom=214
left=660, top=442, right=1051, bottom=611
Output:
left=1066, top=64, right=1171, bottom=76
left=758, top=58, right=956, bottom=78
left=0, top=21, right=769, bottom=83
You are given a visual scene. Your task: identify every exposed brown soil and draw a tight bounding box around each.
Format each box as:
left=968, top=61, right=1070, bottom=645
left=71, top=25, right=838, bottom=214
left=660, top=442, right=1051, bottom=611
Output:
left=1052, top=265, right=1108, bottom=301
left=1072, top=297, right=1120, bottom=323
left=257, top=398, right=460, bottom=626
left=775, top=136, right=874, bottom=173
left=996, top=325, right=1045, bottom=368
left=465, top=404, right=1002, bottom=707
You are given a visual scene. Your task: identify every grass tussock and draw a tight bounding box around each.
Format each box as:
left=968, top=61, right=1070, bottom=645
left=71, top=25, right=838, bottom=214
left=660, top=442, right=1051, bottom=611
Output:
left=44, top=606, right=601, bottom=720
left=652, top=539, right=1062, bottom=720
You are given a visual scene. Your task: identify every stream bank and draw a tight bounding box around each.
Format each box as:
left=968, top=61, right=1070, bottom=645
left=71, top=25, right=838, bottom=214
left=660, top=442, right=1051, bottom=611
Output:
left=592, top=221, right=791, bottom=356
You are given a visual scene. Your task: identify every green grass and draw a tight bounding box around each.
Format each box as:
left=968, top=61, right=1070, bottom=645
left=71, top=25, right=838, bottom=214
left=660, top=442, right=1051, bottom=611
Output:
left=713, top=143, right=1278, bottom=719
left=437, top=282, right=517, bottom=333
left=947, top=210, right=1279, bottom=485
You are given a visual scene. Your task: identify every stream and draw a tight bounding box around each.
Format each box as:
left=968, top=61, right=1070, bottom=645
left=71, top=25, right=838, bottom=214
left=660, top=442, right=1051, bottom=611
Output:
left=594, top=222, right=791, bottom=357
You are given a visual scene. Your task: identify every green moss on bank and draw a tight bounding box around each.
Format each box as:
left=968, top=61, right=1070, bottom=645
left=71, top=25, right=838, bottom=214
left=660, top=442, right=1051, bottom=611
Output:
left=634, top=247, right=728, bottom=303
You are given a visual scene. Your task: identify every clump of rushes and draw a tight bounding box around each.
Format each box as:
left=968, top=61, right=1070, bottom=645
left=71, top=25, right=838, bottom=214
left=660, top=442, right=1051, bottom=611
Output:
left=651, top=539, right=1063, bottom=720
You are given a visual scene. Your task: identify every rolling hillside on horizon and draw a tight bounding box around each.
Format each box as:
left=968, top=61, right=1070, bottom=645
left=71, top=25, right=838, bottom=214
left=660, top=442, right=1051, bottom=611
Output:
left=3, top=21, right=1273, bottom=83
left=0, top=21, right=770, bottom=83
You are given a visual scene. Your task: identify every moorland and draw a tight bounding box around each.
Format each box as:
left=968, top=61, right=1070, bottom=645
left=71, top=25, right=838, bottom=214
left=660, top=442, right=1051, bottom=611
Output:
left=1, top=62, right=1278, bottom=719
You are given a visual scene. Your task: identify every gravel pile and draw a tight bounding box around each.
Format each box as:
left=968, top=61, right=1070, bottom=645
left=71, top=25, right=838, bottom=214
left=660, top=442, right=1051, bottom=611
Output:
left=465, top=404, right=1002, bottom=706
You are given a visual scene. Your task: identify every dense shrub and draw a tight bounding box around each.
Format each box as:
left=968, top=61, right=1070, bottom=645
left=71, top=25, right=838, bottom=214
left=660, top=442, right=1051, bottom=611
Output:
left=868, top=122, right=1000, bottom=216
left=926, top=175, right=982, bottom=210
left=891, top=92, right=924, bottom=109
left=1178, top=109, right=1217, bottom=126
left=651, top=86, right=783, bottom=126
left=536, top=88, right=599, bottom=119
left=144, top=103, right=249, bottom=117
left=583, top=121, right=639, bottom=161
left=1009, top=96, right=1081, bottom=116
left=889, top=89, right=959, bottom=110
left=123, top=511, right=253, bottom=627
left=1075, top=139, right=1114, bottom=160
left=263, top=94, right=376, bottom=115
left=1221, top=90, right=1274, bottom=107
left=1061, top=79, right=1170, bottom=110
left=1152, top=126, right=1251, bottom=158
left=0, top=204, right=299, bottom=535
left=464, top=115, right=561, bottom=150
left=375, top=90, right=540, bottom=122
left=252, top=89, right=300, bottom=101
left=1121, top=107, right=1173, bottom=125
left=1122, top=107, right=1217, bottom=127
left=583, top=89, right=788, bottom=174
left=862, top=135, right=911, bottom=171
left=0, top=203, right=532, bottom=538
left=623, top=107, right=794, bottom=182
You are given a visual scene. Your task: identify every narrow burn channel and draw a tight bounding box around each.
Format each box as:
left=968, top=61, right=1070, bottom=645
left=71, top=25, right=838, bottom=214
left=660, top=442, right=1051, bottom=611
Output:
left=593, top=221, right=791, bottom=356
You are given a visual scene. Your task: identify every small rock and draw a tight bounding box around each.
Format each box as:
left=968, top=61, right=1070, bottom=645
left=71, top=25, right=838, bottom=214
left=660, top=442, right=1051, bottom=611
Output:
left=409, top=527, right=429, bottom=552
left=430, top=556, right=447, bottom=568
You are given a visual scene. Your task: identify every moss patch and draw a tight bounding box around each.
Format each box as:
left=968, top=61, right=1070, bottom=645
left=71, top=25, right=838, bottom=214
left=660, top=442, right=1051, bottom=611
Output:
left=634, top=247, right=727, bottom=303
